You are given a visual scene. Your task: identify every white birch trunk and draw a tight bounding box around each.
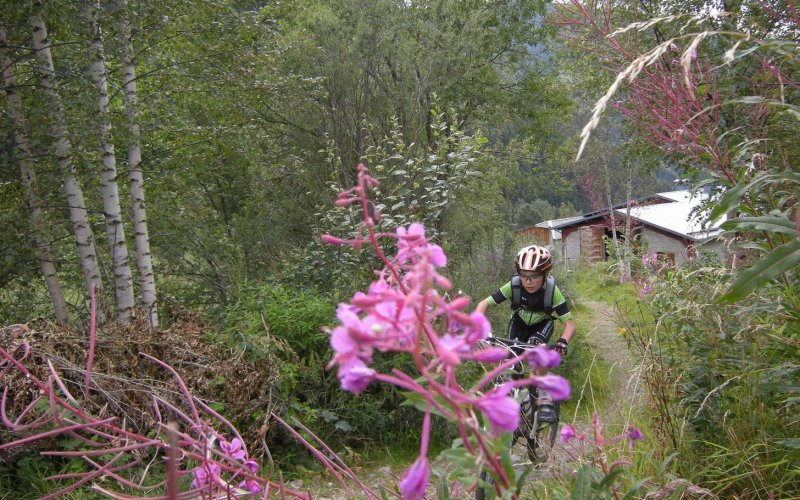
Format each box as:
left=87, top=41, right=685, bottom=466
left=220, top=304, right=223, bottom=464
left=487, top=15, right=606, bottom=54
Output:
left=116, top=0, right=158, bottom=328
left=1, top=23, right=69, bottom=325
left=29, top=12, right=105, bottom=310
left=86, top=0, right=134, bottom=323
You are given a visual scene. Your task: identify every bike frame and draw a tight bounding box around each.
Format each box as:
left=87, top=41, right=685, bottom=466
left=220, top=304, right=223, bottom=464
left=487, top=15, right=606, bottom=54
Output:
left=475, top=336, right=561, bottom=499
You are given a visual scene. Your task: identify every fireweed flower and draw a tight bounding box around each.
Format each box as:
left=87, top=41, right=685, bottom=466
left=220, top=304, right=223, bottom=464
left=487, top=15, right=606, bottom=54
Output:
left=322, top=170, right=572, bottom=498
left=626, top=426, right=645, bottom=448
left=337, top=359, right=376, bottom=393
left=474, top=383, right=520, bottom=435
left=220, top=438, right=247, bottom=461
left=525, top=344, right=562, bottom=370
left=399, top=456, right=430, bottom=500
left=532, top=374, right=571, bottom=401
left=436, top=334, right=468, bottom=366
left=397, top=223, right=446, bottom=267
left=560, top=424, right=576, bottom=443
left=238, top=479, right=261, bottom=494
left=191, top=462, right=221, bottom=489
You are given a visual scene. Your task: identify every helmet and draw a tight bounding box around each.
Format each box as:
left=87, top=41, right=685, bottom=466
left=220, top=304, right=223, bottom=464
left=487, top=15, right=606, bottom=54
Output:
left=515, top=245, right=552, bottom=273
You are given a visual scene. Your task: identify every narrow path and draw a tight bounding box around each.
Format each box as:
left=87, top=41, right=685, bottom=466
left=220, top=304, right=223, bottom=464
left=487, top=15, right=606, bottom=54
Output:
left=523, top=299, right=647, bottom=488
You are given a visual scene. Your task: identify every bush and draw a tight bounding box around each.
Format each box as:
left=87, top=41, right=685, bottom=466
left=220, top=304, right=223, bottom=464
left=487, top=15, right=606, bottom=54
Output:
left=623, top=261, right=800, bottom=497
left=219, top=281, right=443, bottom=467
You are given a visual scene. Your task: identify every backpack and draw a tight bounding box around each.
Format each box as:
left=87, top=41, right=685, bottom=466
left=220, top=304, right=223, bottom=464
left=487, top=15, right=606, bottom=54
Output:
left=510, top=274, right=556, bottom=316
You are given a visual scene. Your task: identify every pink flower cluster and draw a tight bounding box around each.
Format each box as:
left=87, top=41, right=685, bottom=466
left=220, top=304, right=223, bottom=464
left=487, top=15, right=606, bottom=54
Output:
left=191, top=437, right=261, bottom=495
left=323, top=164, right=571, bottom=499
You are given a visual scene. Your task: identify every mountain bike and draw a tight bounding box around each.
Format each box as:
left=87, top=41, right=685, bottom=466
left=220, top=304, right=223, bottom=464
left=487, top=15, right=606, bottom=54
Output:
left=475, top=336, right=561, bottom=500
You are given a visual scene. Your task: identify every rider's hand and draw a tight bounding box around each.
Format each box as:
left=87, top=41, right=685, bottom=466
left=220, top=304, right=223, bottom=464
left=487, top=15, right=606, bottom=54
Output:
left=553, top=337, right=569, bottom=356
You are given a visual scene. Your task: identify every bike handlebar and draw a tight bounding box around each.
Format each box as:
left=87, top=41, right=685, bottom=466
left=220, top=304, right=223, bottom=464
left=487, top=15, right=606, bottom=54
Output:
left=481, top=336, right=549, bottom=356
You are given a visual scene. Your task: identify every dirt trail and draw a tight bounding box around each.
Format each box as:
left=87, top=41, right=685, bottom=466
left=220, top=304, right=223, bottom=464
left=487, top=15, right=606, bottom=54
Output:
left=527, top=300, right=647, bottom=485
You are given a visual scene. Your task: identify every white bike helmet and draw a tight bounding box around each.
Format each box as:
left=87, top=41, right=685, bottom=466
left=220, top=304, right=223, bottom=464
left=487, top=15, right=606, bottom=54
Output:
left=515, top=245, right=552, bottom=273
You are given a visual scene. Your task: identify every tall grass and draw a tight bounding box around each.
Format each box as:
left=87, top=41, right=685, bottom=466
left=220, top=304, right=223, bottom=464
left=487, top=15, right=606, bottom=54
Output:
left=620, top=261, right=800, bottom=498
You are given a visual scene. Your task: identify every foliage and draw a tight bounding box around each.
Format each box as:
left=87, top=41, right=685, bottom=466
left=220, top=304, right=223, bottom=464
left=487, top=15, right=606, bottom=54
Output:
left=0, top=321, right=304, bottom=498
left=298, top=108, right=498, bottom=301
left=322, top=164, right=572, bottom=498
left=619, top=260, right=800, bottom=497
left=552, top=3, right=800, bottom=494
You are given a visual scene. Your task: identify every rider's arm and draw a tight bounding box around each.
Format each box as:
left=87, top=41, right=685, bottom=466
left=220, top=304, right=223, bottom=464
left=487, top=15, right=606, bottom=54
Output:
left=560, top=319, right=576, bottom=343
left=475, top=282, right=512, bottom=314
left=552, top=286, right=576, bottom=348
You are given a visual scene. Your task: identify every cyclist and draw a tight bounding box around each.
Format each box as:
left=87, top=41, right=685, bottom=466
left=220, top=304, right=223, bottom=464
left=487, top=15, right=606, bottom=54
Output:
left=475, top=245, right=576, bottom=421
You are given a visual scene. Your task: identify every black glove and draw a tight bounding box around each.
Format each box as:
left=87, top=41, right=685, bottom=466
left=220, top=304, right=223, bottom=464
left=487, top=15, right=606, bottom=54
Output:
left=553, top=337, right=569, bottom=356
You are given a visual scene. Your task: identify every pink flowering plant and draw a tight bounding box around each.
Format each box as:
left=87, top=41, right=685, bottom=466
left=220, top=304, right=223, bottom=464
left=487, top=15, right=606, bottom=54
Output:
left=0, top=289, right=308, bottom=498
left=323, top=164, right=571, bottom=498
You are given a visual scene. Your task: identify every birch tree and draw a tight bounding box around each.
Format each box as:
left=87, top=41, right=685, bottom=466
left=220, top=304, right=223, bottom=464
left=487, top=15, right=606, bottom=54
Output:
left=86, top=0, right=134, bottom=323
left=1, top=22, right=69, bottom=325
left=29, top=8, right=105, bottom=311
left=115, top=0, right=158, bottom=327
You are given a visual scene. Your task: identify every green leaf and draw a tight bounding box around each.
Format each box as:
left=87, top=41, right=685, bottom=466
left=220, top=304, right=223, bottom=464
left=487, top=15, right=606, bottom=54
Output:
left=721, top=216, right=798, bottom=236
left=721, top=239, right=800, bottom=302
left=320, top=409, right=338, bottom=422
left=777, top=439, right=800, bottom=449
left=657, top=452, right=679, bottom=477
left=709, top=182, right=749, bottom=222
left=598, top=467, right=626, bottom=489
left=622, top=477, right=652, bottom=500
left=571, top=464, right=595, bottom=500
left=334, top=420, right=352, bottom=432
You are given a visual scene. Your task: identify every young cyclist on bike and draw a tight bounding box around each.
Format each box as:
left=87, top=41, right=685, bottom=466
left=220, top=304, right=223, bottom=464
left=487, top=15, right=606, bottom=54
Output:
left=475, top=245, right=576, bottom=421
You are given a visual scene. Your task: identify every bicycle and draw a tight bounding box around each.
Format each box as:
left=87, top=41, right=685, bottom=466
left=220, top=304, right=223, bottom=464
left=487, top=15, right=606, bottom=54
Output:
left=475, top=336, right=561, bottom=500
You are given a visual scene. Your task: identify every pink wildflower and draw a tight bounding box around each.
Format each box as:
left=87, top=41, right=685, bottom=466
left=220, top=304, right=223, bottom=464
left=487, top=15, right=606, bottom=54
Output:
left=532, top=374, right=570, bottom=400
left=560, top=424, right=576, bottom=443
left=525, top=344, right=561, bottom=370
left=626, top=425, right=645, bottom=446
left=463, top=311, right=490, bottom=343
left=399, top=456, right=430, bottom=500
left=337, top=359, right=376, bottom=393
left=397, top=223, right=447, bottom=267
left=436, top=334, right=467, bottom=366
left=220, top=438, right=247, bottom=461
left=474, top=383, right=520, bottom=435
left=191, top=462, right=221, bottom=489
left=238, top=479, right=262, bottom=494
left=468, top=346, right=509, bottom=363
left=244, top=459, right=259, bottom=473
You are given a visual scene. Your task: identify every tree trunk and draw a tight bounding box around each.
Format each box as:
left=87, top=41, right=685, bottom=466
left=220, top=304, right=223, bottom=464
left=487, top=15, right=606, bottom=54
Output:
left=86, top=0, right=135, bottom=323
left=603, top=157, right=625, bottom=282
left=29, top=10, right=105, bottom=314
left=622, top=161, right=634, bottom=279
left=1, top=23, right=69, bottom=325
left=116, top=0, right=158, bottom=328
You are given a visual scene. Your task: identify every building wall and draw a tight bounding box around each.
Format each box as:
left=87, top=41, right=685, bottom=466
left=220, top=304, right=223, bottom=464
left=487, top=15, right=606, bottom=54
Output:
left=638, top=227, right=691, bottom=264
left=560, top=226, right=594, bottom=268
left=557, top=222, right=727, bottom=269
left=639, top=228, right=727, bottom=265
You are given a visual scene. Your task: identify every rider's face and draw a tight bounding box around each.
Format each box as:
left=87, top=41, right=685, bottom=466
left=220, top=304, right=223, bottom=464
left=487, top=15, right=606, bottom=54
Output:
left=519, top=271, right=544, bottom=293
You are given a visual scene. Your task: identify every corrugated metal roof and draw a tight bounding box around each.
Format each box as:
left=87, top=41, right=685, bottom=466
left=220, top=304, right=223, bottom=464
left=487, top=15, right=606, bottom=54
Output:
left=538, top=191, right=725, bottom=241
left=616, top=193, right=724, bottom=241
